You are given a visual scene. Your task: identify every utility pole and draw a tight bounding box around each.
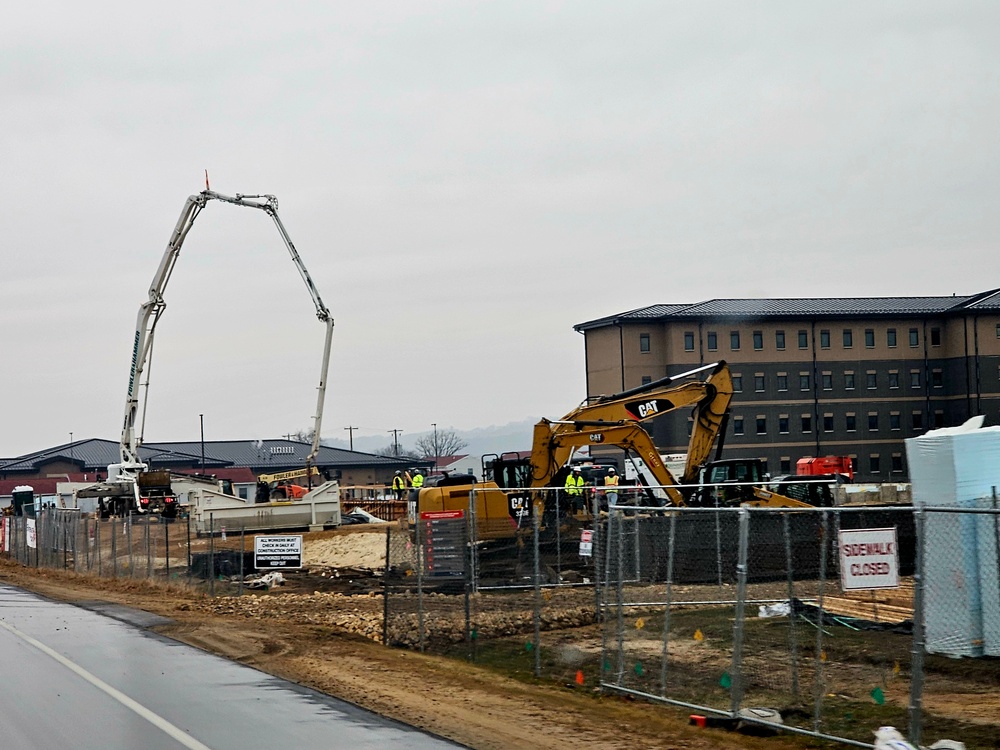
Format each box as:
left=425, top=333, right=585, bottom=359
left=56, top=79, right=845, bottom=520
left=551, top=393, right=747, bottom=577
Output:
left=432, top=423, right=438, bottom=472
left=343, top=426, right=358, bottom=451
left=388, top=429, right=403, bottom=456
left=199, top=414, right=205, bottom=474
left=69, top=432, right=74, bottom=469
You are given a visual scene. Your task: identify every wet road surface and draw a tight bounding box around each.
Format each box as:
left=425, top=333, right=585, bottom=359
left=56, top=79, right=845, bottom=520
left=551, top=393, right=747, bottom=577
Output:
left=0, top=584, right=464, bottom=749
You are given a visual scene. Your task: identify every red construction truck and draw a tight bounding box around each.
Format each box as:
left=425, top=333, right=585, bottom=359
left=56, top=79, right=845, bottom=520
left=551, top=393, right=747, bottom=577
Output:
left=796, top=456, right=854, bottom=481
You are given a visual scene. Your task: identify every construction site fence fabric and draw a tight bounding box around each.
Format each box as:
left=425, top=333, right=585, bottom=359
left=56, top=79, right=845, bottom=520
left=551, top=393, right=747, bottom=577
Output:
left=600, top=502, right=1000, bottom=750
left=1, top=509, right=269, bottom=596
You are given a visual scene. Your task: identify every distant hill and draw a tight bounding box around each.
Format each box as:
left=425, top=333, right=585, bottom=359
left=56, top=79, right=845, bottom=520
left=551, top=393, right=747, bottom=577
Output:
left=321, top=419, right=535, bottom=458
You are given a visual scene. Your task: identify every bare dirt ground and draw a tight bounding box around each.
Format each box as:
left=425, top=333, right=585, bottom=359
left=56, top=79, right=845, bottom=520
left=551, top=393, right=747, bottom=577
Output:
left=0, top=550, right=818, bottom=750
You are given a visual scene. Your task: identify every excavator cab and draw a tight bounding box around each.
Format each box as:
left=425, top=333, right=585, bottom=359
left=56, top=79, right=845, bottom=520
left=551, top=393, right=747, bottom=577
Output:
left=694, top=458, right=770, bottom=506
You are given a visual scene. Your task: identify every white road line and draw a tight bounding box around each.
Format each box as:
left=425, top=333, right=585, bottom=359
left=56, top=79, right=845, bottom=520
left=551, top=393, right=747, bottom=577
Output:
left=0, top=619, right=213, bottom=750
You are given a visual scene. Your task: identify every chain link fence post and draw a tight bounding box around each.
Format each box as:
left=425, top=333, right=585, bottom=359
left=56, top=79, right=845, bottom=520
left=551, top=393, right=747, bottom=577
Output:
left=382, top=524, right=391, bottom=647
left=782, top=512, right=800, bottom=700
left=659, top=511, right=677, bottom=697
left=812, top=509, right=829, bottom=733
left=209, top=513, right=215, bottom=597
left=533, top=510, right=541, bottom=678
left=908, top=506, right=926, bottom=745
left=417, top=510, right=425, bottom=654
left=730, top=507, right=750, bottom=716
left=614, top=509, right=625, bottom=685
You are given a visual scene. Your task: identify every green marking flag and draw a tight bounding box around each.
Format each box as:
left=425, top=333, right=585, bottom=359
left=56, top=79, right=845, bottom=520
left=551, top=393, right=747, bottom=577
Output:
left=633, top=661, right=644, bottom=676
left=525, top=641, right=534, bottom=652
left=870, top=687, right=885, bottom=705
left=602, top=659, right=611, bottom=672
left=719, top=672, right=732, bottom=689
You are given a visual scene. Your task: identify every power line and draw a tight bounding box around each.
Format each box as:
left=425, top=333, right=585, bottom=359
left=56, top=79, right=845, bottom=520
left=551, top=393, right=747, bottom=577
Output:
left=388, top=428, right=403, bottom=456
left=343, top=426, right=358, bottom=451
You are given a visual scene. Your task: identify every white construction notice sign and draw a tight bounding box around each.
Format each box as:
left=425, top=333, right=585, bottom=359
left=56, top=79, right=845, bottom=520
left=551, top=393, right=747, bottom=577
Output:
left=838, top=527, right=899, bottom=591
left=254, top=535, right=303, bottom=569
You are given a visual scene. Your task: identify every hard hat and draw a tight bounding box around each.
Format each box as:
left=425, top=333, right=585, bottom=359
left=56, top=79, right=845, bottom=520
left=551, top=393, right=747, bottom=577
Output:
left=572, top=466, right=581, bottom=472
left=607, top=467, right=616, bottom=474
left=395, top=470, right=401, bottom=475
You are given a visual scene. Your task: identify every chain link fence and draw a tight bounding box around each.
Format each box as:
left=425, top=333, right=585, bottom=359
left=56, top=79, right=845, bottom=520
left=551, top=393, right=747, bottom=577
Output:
left=5, top=491, right=1000, bottom=748
left=599, top=503, right=999, bottom=749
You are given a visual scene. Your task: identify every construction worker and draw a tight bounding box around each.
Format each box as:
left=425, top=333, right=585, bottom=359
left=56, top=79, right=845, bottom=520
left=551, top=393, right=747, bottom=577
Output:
left=563, top=466, right=585, bottom=516
left=391, top=470, right=406, bottom=501
left=408, top=469, right=424, bottom=504
left=602, top=467, right=619, bottom=510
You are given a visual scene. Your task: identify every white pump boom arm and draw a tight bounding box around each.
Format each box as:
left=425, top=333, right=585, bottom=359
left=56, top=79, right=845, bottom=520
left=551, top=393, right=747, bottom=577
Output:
left=120, top=190, right=334, bottom=485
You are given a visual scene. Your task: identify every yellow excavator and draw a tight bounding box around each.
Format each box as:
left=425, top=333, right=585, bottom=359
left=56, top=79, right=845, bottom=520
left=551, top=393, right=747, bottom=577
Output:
left=416, top=361, right=809, bottom=539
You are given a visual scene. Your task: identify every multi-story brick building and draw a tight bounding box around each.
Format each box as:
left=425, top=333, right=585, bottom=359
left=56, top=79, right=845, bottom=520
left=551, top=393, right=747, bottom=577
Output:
left=574, top=290, right=1000, bottom=482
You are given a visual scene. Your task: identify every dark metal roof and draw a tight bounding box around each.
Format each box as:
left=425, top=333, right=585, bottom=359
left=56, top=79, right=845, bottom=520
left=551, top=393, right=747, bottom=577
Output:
left=144, top=439, right=410, bottom=470
left=0, top=439, right=222, bottom=475
left=1, top=438, right=423, bottom=476
left=574, top=290, right=1000, bottom=329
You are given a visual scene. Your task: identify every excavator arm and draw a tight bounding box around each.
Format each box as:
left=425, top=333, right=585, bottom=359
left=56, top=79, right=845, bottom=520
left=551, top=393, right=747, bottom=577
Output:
left=529, top=361, right=733, bottom=491
left=530, top=422, right=687, bottom=506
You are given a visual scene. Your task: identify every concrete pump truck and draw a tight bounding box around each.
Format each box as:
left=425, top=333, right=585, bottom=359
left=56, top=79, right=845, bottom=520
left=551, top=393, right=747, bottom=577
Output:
left=80, top=186, right=334, bottom=518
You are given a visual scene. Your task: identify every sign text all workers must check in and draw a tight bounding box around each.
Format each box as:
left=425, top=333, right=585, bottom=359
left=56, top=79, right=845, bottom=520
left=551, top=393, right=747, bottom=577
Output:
left=254, top=535, right=303, bottom=570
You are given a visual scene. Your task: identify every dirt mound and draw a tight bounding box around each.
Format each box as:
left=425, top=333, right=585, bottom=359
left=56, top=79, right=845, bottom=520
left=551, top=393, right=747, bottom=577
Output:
left=304, top=528, right=389, bottom=569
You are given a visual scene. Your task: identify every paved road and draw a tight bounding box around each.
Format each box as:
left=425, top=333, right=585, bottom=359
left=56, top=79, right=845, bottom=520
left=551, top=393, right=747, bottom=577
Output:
left=0, top=584, right=463, bottom=749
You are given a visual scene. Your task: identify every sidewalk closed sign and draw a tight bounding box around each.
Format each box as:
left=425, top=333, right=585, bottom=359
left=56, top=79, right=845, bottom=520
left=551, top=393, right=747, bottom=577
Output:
left=579, top=529, right=593, bottom=557
left=254, top=535, right=303, bottom=570
left=838, top=527, right=899, bottom=591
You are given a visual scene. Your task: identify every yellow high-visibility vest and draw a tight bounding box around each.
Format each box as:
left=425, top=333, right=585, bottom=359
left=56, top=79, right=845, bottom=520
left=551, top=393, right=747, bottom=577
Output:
left=411, top=474, right=424, bottom=489
left=392, top=476, right=405, bottom=490
left=564, top=474, right=584, bottom=496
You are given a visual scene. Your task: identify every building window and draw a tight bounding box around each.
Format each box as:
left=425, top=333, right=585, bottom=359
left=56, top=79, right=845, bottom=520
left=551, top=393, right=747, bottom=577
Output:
left=909, top=328, right=919, bottom=347
left=820, top=329, right=831, bottom=349
left=912, top=411, right=923, bottom=430
left=733, top=417, right=744, bottom=436
left=756, top=416, right=767, bottom=435
left=730, top=331, right=741, bottom=351
left=910, top=370, right=921, bottom=388
left=890, top=412, right=901, bottom=430
left=867, top=371, right=877, bottom=389
left=800, top=373, right=810, bottom=390
left=843, top=329, right=853, bottom=348
left=779, top=416, right=789, bottom=434
left=869, top=454, right=881, bottom=474
left=887, top=328, right=897, bottom=347
left=930, top=327, right=941, bottom=346
left=641, top=376, right=652, bottom=385
left=822, top=373, right=833, bottom=390
left=888, top=371, right=899, bottom=389
left=846, top=414, right=857, bottom=432
left=238, top=487, right=249, bottom=499
left=732, top=375, right=743, bottom=392
left=996, top=323, right=1000, bottom=339
left=891, top=454, right=903, bottom=473
left=776, top=330, right=785, bottom=350
left=707, top=331, right=717, bottom=351
left=684, top=332, right=695, bottom=352
left=844, top=371, right=855, bottom=390
left=868, top=412, right=879, bottom=431
left=780, top=457, right=791, bottom=474
left=753, top=331, right=763, bottom=350
left=639, top=333, right=650, bottom=353
left=823, top=414, right=834, bottom=432
left=798, top=330, right=808, bottom=349
left=934, top=410, right=945, bottom=428
left=865, top=329, right=875, bottom=348
left=931, top=369, right=943, bottom=388
left=754, top=374, right=765, bottom=392
left=801, top=414, right=812, bottom=433
left=777, top=373, right=788, bottom=391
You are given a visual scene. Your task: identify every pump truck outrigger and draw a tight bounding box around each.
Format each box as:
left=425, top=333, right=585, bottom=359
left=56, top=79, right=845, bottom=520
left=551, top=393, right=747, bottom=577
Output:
left=417, top=361, right=810, bottom=537
left=86, top=187, right=334, bottom=518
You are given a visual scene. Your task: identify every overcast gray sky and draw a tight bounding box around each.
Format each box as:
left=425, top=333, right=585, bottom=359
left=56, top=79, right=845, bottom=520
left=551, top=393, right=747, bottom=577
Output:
left=3, top=1, right=998, bottom=457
